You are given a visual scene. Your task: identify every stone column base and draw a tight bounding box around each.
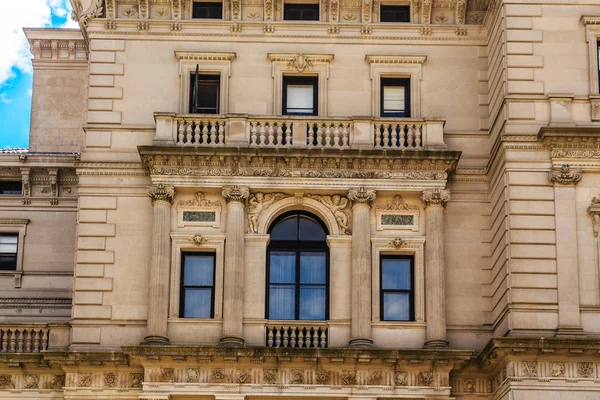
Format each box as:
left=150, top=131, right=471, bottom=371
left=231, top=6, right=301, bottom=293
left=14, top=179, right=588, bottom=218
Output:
left=555, top=326, right=585, bottom=337
left=349, top=338, right=374, bottom=347
left=424, top=339, right=449, bottom=349
left=219, top=336, right=245, bottom=346
left=143, top=335, right=170, bottom=345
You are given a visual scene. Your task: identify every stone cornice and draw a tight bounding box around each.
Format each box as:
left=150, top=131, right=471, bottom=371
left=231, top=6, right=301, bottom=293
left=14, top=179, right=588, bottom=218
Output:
left=174, top=51, right=236, bottom=61
left=0, top=219, right=30, bottom=226
left=581, top=15, right=600, bottom=25
left=365, top=55, right=427, bottom=65
left=267, top=53, right=334, bottom=64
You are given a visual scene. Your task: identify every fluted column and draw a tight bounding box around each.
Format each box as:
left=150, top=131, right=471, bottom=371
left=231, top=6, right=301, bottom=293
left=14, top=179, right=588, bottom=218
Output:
left=347, top=187, right=376, bottom=347
left=421, top=188, right=450, bottom=349
left=144, top=184, right=175, bottom=344
left=220, top=186, right=250, bottom=346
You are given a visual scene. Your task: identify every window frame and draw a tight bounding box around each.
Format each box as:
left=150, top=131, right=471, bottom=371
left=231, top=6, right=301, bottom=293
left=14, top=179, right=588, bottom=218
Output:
left=191, top=1, right=224, bottom=19
left=379, top=254, right=414, bottom=321
left=266, top=211, right=330, bottom=321
left=282, top=75, right=319, bottom=116
left=283, top=3, right=320, bottom=21
left=188, top=73, right=221, bottom=114
left=179, top=252, right=216, bottom=318
left=379, top=5, right=411, bottom=23
left=380, top=77, right=411, bottom=118
left=0, top=181, right=23, bottom=196
left=0, top=219, right=29, bottom=288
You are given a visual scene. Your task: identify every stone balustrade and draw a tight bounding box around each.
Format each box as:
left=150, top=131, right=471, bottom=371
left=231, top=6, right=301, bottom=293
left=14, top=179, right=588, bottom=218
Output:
left=154, top=113, right=447, bottom=150
left=0, top=325, right=49, bottom=353
left=266, top=324, right=328, bottom=348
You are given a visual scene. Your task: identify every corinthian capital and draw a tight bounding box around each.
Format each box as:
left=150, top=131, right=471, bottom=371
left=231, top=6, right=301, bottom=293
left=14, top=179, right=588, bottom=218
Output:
left=421, top=189, right=451, bottom=208
left=549, top=164, right=582, bottom=185
left=222, top=186, right=250, bottom=203
left=148, top=184, right=175, bottom=205
left=348, top=187, right=376, bottom=205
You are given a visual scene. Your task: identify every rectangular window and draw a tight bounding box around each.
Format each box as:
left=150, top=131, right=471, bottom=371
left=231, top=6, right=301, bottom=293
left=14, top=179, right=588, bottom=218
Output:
left=284, top=3, right=319, bottom=21
left=189, top=73, right=220, bottom=114
left=0, top=234, right=18, bottom=271
left=0, top=182, right=22, bottom=195
left=380, top=255, right=414, bottom=321
left=180, top=253, right=216, bottom=318
left=381, top=77, right=410, bottom=117
left=192, top=1, right=223, bottom=19
left=380, top=5, right=410, bottom=22
left=598, top=40, right=600, bottom=92
left=283, top=75, right=318, bottom=116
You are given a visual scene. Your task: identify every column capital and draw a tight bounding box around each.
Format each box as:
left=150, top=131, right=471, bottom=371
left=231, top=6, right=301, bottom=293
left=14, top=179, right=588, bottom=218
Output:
left=222, top=186, right=250, bottom=203
left=549, top=164, right=582, bottom=185
left=348, top=187, right=376, bottom=205
left=148, top=184, right=175, bottom=205
left=421, top=188, right=451, bottom=208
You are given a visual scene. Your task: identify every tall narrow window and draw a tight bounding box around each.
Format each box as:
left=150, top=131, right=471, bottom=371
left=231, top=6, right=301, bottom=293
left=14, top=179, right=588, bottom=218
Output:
left=283, top=76, right=318, bottom=116
left=284, top=3, right=319, bottom=21
left=267, top=212, right=329, bottom=320
left=597, top=40, right=600, bottom=92
left=0, top=234, right=18, bottom=271
left=189, top=73, right=220, bottom=114
left=380, top=255, right=414, bottom=321
left=192, top=1, right=223, bottom=19
left=180, top=253, right=216, bottom=318
left=381, top=77, right=410, bottom=117
left=0, top=182, right=22, bottom=195
left=380, top=5, right=410, bottom=22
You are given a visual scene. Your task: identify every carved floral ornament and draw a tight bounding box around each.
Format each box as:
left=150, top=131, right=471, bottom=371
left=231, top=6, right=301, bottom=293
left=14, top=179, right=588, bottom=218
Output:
left=268, top=53, right=334, bottom=73
left=588, top=195, right=600, bottom=238
left=148, top=183, right=175, bottom=205
left=548, top=164, right=582, bottom=185
left=421, top=188, right=450, bottom=208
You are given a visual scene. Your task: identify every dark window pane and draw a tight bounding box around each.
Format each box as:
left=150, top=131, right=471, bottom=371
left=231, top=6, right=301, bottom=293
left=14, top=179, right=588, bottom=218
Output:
left=381, top=258, right=411, bottom=290
left=189, top=74, right=220, bottom=114
left=270, top=251, right=296, bottom=283
left=298, top=217, right=326, bottom=241
left=380, top=5, right=410, bottom=22
left=270, top=216, right=298, bottom=240
left=284, top=3, right=319, bottom=21
left=183, top=255, right=214, bottom=286
left=192, top=2, right=223, bottom=18
left=183, top=288, right=212, bottom=318
left=299, top=286, right=326, bottom=320
left=383, top=292, right=410, bottom=321
left=381, top=78, right=410, bottom=117
left=0, top=182, right=22, bottom=195
left=269, top=286, right=295, bottom=319
left=283, top=75, right=318, bottom=116
left=300, top=252, right=326, bottom=284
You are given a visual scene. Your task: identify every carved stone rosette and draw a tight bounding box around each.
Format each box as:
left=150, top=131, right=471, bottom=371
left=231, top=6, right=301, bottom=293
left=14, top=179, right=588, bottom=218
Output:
left=222, top=186, right=250, bottom=203
left=148, top=184, right=175, bottom=205
left=549, top=164, right=582, bottom=185
left=348, top=187, right=376, bottom=205
left=421, top=189, right=450, bottom=208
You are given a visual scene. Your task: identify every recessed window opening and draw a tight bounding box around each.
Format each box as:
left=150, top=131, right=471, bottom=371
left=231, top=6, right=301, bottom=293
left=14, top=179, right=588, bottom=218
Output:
left=192, top=1, right=223, bottom=19
left=283, top=75, right=318, bottom=116
left=0, top=234, right=18, bottom=271
left=189, top=69, right=221, bottom=114
left=381, top=77, right=410, bottom=117
left=180, top=253, right=216, bottom=318
left=380, top=5, right=410, bottom=22
left=266, top=211, right=329, bottom=320
left=0, top=182, right=22, bottom=195
left=380, top=255, right=414, bottom=321
left=284, top=3, right=319, bottom=21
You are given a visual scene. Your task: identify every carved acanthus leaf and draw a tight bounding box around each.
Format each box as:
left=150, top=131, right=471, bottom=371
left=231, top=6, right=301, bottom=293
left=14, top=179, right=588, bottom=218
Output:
left=421, top=189, right=450, bottom=208
left=376, top=195, right=419, bottom=211
left=549, top=164, right=582, bottom=185
left=148, top=184, right=175, bottom=205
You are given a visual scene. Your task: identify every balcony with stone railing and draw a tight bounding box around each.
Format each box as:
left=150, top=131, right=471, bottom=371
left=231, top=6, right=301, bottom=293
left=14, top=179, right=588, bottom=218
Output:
left=0, top=323, right=70, bottom=353
left=153, top=113, right=447, bottom=151
left=265, top=322, right=328, bottom=348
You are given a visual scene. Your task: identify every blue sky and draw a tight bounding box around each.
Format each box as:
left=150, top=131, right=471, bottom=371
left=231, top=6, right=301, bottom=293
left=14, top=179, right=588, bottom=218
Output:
left=0, top=0, right=78, bottom=149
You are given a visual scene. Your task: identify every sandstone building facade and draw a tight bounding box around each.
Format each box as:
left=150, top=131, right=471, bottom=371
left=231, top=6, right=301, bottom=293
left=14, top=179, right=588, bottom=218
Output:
left=0, top=0, right=600, bottom=398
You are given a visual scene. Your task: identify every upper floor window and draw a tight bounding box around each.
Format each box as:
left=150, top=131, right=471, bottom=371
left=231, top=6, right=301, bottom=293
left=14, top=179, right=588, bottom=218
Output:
left=189, top=72, right=221, bottom=114
left=0, top=181, right=22, bottom=195
left=284, top=3, right=319, bottom=21
left=0, top=234, right=18, bottom=271
left=192, top=1, right=223, bottom=19
left=180, top=253, right=216, bottom=318
left=267, top=212, right=329, bottom=320
left=380, top=5, right=410, bottom=22
left=381, top=77, right=411, bottom=117
left=597, top=40, right=600, bottom=91
left=283, top=75, right=318, bottom=116
left=380, top=255, right=414, bottom=321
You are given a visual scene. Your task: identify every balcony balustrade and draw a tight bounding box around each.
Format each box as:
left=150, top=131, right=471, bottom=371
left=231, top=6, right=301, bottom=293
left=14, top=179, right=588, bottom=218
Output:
left=265, top=323, right=328, bottom=348
left=154, top=113, right=447, bottom=151
left=0, top=323, right=70, bottom=353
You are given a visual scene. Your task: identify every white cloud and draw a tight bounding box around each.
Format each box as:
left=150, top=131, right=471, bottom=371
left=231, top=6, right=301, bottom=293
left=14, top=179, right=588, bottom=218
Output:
left=0, top=0, right=77, bottom=87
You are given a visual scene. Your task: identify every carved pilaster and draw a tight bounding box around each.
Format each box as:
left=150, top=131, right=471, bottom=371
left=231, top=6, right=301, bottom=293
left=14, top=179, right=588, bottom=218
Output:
left=139, top=0, right=149, bottom=19
left=330, top=0, right=340, bottom=23
left=171, top=0, right=181, bottom=19
left=264, top=0, right=274, bottom=21
left=549, top=164, right=582, bottom=185
left=362, top=0, right=372, bottom=23
left=222, top=186, right=250, bottom=203
left=456, top=0, right=466, bottom=25
left=421, top=0, right=432, bottom=24
left=148, top=184, right=175, bottom=205
left=48, top=168, right=58, bottom=205
left=106, top=0, right=116, bottom=18
left=20, top=168, right=30, bottom=205
left=348, top=187, right=376, bottom=205
left=231, top=0, right=241, bottom=21
left=421, top=189, right=450, bottom=208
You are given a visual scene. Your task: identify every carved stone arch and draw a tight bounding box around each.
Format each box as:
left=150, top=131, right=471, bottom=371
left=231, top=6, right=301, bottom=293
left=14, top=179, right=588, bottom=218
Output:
left=257, top=197, right=342, bottom=236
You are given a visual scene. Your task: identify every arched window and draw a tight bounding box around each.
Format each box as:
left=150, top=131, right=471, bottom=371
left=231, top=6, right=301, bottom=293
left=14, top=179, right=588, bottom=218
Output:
left=266, top=211, right=329, bottom=320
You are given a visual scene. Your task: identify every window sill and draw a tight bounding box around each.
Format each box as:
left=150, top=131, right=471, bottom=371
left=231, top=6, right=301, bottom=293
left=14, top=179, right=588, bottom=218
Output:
left=372, top=321, right=426, bottom=329
left=168, top=318, right=223, bottom=324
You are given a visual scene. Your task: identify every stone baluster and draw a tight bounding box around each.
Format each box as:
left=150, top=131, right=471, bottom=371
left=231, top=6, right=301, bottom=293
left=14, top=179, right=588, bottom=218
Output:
left=347, top=187, right=376, bottom=347
left=550, top=164, right=584, bottom=336
left=421, top=188, right=450, bottom=348
left=220, top=186, right=250, bottom=345
left=144, top=184, right=175, bottom=344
